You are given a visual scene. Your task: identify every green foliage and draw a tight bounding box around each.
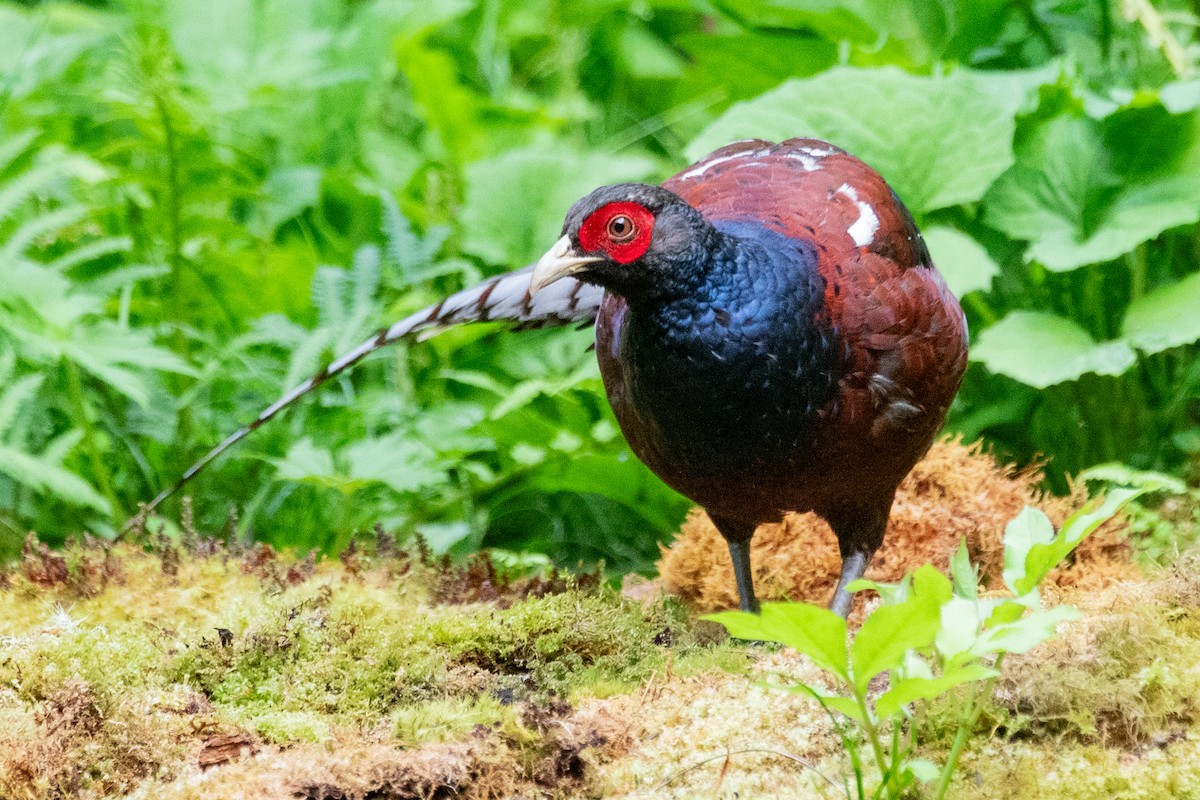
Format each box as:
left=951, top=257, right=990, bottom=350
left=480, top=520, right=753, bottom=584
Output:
left=0, top=0, right=1196, bottom=561
left=706, top=485, right=1147, bottom=799
left=688, top=67, right=1019, bottom=215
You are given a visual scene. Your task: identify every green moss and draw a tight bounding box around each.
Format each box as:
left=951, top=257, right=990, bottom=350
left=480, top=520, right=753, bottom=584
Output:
left=948, top=738, right=1200, bottom=800
left=246, top=710, right=332, bottom=744
left=919, top=577, right=1200, bottom=750
left=392, top=696, right=516, bottom=745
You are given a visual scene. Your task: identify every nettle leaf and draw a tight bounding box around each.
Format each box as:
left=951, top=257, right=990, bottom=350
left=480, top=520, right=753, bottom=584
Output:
left=257, top=165, right=322, bottom=234
left=850, top=565, right=951, bottom=692
left=687, top=66, right=1016, bottom=215
left=971, top=311, right=1136, bottom=388
left=461, top=145, right=658, bottom=266
left=271, top=438, right=337, bottom=483
left=271, top=435, right=446, bottom=497
left=923, top=225, right=1000, bottom=297
left=985, top=114, right=1200, bottom=270
left=343, top=435, right=444, bottom=495
left=705, top=602, right=849, bottom=681
left=875, top=663, right=997, bottom=719
left=801, top=689, right=868, bottom=725
left=1122, top=271, right=1200, bottom=355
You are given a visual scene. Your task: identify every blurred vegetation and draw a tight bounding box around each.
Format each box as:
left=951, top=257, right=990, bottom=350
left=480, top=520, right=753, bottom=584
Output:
left=0, top=0, right=1197, bottom=566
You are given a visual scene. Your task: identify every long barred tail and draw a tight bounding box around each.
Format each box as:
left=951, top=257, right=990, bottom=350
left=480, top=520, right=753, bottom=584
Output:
left=129, top=266, right=603, bottom=528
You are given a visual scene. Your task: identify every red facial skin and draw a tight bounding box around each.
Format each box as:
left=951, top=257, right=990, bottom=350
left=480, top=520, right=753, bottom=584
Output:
left=578, top=201, right=655, bottom=263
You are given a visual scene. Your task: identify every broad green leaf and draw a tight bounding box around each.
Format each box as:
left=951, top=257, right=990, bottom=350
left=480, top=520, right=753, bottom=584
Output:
left=1122, top=271, right=1200, bottom=355
left=875, top=663, right=997, bottom=719
left=965, top=64, right=1061, bottom=116
left=714, top=0, right=877, bottom=42
left=1081, top=463, right=1187, bottom=494
left=813, top=694, right=867, bottom=725
left=1027, top=175, right=1200, bottom=270
left=923, top=225, right=999, bottom=297
left=1013, top=487, right=1145, bottom=595
left=971, top=311, right=1136, bottom=388
left=673, top=31, right=836, bottom=107
left=1160, top=79, right=1200, bottom=113
left=706, top=602, right=849, bottom=680
left=687, top=67, right=1016, bottom=215
left=618, top=20, right=685, bottom=79
left=1001, top=507, right=1055, bottom=594
left=850, top=565, right=950, bottom=692
left=460, top=145, right=657, bottom=266
left=985, top=114, right=1200, bottom=270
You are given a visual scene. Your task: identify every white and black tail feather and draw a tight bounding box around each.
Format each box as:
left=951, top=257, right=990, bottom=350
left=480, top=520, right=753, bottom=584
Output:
left=131, top=266, right=602, bottom=527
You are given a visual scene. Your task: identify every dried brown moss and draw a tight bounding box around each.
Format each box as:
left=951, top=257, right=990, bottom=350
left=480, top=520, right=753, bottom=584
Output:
left=657, top=437, right=1139, bottom=613
left=127, top=699, right=631, bottom=800
left=0, top=678, right=188, bottom=799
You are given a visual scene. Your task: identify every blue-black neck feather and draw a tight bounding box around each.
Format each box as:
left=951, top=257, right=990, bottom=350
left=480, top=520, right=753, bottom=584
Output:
left=620, top=219, right=839, bottom=477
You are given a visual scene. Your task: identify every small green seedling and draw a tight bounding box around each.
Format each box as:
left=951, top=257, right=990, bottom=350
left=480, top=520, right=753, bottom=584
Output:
left=706, top=486, right=1146, bottom=799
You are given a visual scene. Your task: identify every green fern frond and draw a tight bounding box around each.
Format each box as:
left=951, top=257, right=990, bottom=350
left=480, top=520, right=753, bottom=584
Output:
left=0, top=204, right=87, bottom=259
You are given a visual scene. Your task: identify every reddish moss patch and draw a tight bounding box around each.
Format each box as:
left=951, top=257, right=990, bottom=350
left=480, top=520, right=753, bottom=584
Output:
left=658, top=437, right=1139, bottom=613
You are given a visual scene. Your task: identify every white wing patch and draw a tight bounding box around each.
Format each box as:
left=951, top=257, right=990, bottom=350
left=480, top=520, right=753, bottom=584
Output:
left=835, top=183, right=880, bottom=247
left=678, top=148, right=774, bottom=180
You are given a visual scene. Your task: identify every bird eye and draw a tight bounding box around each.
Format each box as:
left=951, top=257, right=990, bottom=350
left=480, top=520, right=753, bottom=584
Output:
left=607, top=215, right=637, bottom=243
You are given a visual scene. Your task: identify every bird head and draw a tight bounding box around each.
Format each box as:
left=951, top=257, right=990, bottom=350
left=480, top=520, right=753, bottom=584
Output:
left=530, top=183, right=713, bottom=304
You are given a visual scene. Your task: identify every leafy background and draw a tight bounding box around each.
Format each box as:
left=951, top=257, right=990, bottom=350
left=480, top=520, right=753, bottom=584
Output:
left=1, top=0, right=1198, bottom=567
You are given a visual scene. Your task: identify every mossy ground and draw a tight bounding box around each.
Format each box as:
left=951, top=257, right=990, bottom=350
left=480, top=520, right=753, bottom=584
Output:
left=3, top=440, right=1199, bottom=799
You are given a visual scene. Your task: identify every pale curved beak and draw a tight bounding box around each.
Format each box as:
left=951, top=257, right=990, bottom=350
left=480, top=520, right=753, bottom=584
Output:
left=529, top=235, right=602, bottom=294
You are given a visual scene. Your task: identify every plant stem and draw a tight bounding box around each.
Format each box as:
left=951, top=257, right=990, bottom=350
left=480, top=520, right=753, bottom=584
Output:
left=935, top=654, right=1004, bottom=800
left=855, top=691, right=893, bottom=797
left=65, top=360, right=123, bottom=521
left=153, top=91, right=183, bottom=288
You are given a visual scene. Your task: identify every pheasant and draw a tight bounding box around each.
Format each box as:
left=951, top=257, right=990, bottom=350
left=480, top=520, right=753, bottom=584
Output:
left=139, top=138, right=968, bottom=617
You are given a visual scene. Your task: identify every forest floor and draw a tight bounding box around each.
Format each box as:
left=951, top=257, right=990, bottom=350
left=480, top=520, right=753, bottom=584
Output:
left=3, top=440, right=1200, bottom=800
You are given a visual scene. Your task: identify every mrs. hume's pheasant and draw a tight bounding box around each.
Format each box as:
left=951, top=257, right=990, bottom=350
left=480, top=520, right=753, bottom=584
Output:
left=140, top=138, right=969, bottom=617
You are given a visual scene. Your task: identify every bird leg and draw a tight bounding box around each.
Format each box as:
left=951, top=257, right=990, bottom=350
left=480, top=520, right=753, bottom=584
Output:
left=826, top=495, right=893, bottom=619
left=829, top=549, right=872, bottom=619
left=710, top=514, right=761, bottom=613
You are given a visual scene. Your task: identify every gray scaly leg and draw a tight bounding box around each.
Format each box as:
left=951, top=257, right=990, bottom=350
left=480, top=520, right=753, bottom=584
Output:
left=726, top=538, right=761, bottom=613
left=710, top=514, right=761, bottom=613
left=829, top=549, right=871, bottom=619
